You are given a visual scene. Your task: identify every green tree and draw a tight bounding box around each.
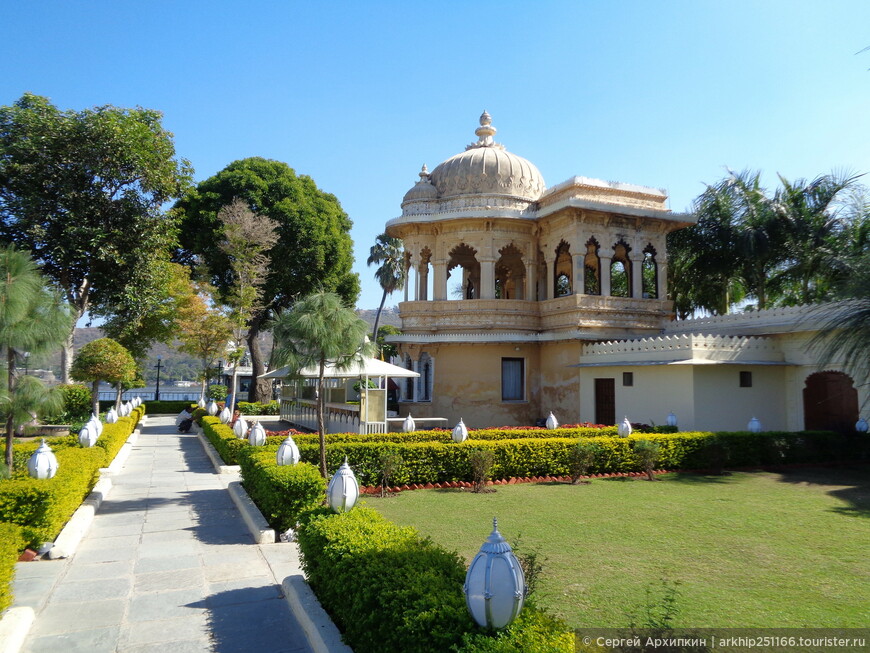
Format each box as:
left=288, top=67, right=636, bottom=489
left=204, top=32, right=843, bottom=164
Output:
left=0, top=93, right=193, bottom=381
left=376, top=324, right=402, bottom=361
left=0, top=246, right=73, bottom=468
left=70, top=338, right=136, bottom=415
left=217, top=198, right=278, bottom=411
left=771, top=172, right=862, bottom=305
left=367, top=233, right=406, bottom=340
left=174, top=157, right=359, bottom=404
left=175, top=284, right=233, bottom=403
left=272, top=292, right=375, bottom=477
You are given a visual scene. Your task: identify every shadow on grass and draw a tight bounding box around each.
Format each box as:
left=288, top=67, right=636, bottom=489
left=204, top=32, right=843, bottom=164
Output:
left=655, top=471, right=738, bottom=485
left=773, top=465, right=870, bottom=518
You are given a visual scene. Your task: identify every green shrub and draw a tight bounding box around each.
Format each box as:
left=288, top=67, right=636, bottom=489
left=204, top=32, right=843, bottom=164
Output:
left=455, top=605, right=574, bottom=652
left=0, top=446, right=105, bottom=547
left=201, top=417, right=248, bottom=465
left=297, top=507, right=473, bottom=653
left=141, top=400, right=196, bottom=414
left=0, top=522, right=24, bottom=613
left=50, top=384, right=92, bottom=422
left=633, top=439, right=661, bottom=481
left=208, top=384, right=229, bottom=401
left=287, top=426, right=619, bottom=447
left=237, top=448, right=325, bottom=531
left=470, top=449, right=495, bottom=492
left=237, top=400, right=279, bottom=415
left=568, top=440, right=601, bottom=483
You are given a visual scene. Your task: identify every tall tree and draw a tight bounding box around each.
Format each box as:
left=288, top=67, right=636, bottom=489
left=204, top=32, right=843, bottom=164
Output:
left=0, top=93, right=192, bottom=381
left=366, top=233, right=405, bottom=340
left=217, top=198, right=278, bottom=412
left=70, top=338, right=136, bottom=414
left=0, top=246, right=73, bottom=469
left=174, top=157, right=359, bottom=403
left=771, top=172, right=862, bottom=305
left=175, top=284, right=233, bottom=403
left=272, top=292, right=375, bottom=477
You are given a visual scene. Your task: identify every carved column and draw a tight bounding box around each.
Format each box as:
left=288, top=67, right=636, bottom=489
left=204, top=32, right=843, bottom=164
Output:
left=573, top=253, right=585, bottom=295
left=599, top=255, right=612, bottom=296
left=433, top=260, right=447, bottom=301
left=480, top=258, right=496, bottom=300
left=657, top=258, right=668, bottom=300
left=418, top=263, right=429, bottom=301
left=543, top=253, right=555, bottom=300
left=630, top=253, right=644, bottom=299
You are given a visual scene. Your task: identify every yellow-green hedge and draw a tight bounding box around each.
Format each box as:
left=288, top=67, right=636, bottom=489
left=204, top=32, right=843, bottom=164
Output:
left=0, top=523, right=24, bottom=613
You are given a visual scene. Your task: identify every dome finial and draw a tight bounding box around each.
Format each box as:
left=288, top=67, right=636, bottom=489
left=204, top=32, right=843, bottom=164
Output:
left=472, top=110, right=497, bottom=148
left=419, top=164, right=430, bottom=181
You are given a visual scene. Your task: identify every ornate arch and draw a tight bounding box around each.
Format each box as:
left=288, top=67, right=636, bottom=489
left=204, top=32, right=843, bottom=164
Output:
left=554, top=240, right=572, bottom=297
left=447, top=243, right=480, bottom=300
left=495, top=243, right=526, bottom=299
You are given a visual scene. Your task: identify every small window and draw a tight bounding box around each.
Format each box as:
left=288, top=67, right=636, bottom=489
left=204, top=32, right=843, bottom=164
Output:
left=622, top=372, right=634, bottom=387
left=502, top=358, right=525, bottom=401
left=739, top=371, right=752, bottom=388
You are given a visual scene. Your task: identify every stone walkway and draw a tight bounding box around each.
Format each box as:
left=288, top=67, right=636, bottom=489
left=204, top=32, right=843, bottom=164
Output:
left=12, top=417, right=313, bottom=653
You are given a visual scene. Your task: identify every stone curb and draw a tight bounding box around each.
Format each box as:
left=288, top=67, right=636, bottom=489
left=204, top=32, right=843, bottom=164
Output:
left=282, top=574, right=353, bottom=653
left=0, top=607, right=33, bottom=653
left=196, top=431, right=241, bottom=475
left=226, top=481, right=275, bottom=544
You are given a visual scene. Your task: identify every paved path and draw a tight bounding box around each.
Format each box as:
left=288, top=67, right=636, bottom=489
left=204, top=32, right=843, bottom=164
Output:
left=13, top=416, right=313, bottom=653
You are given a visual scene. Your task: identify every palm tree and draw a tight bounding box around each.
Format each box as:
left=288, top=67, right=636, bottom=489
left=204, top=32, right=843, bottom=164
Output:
left=0, top=246, right=73, bottom=469
left=272, top=292, right=376, bottom=477
left=366, top=233, right=405, bottom=341
left=772, top=172, right=862, bottom=305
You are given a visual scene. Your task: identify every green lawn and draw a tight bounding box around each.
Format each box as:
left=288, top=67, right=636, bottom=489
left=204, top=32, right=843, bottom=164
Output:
left=370, top=466, right=870, bottom=629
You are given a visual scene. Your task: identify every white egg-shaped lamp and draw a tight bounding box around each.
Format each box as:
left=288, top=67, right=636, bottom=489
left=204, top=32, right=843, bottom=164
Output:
left=198, top=398, right=206, bottom=409
left=233, top=417, right=249, bottom=439
left=248, top=421, right=266, bottom=446
left=326, top=457, right=360, bottom=513
left=207, top=400, right=218, bottom=416
left=78, top=423, right=98, bottom=448
left=748, top=417, right=762, bottom=433
left=452, top=418, right=468, bottom=443
left=666, top=411, right=678, bottom=428
left=28, top=439, right=59, bottom=479
left=855, top=417, right=868, bottom=433
left=403, top=413, right=415, bottom=433
left=464, top=517, right=525, bottom=630
left=545, top=412, right=558, bottom=430
left=276, top=435, right=301, bottom=466
left=618, top=416, right=632, bottom=437
left=105, top=407, right=118, bottom=424
left=219, top=406, right=232, bottom=424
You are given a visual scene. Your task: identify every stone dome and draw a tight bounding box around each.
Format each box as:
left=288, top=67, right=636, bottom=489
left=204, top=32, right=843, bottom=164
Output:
left=428, top=111, right=545, bottom=201
left=402, top=164, right=438, bottom=204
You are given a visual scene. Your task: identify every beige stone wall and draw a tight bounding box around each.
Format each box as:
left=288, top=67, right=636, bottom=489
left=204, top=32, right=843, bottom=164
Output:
left=538, top=341, right=582, bottom=423
left=692, top=365, right=787, bottom=431
left=397, top=342, right=545, bottom=428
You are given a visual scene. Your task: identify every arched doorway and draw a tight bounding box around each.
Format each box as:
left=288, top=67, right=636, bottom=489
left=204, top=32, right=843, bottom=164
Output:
left=803, top=371, right=859, bottom=432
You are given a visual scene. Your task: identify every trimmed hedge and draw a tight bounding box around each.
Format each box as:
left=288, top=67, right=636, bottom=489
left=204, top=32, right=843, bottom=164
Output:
left=288, top=430, right=867, bottom=486
left=282, top=426, right=619, bottom=446
left=0, top=446, right=106, bottom=547
left=201, top=417, right=249, bottom=465
left=237, top=447, right=325, bottom=531
left=1, top=405, right=143, bottom=548
left=237, top=400, right=279, bottom=415
left=140, top=400, right=195, bottom=414
left=0, top=522, right=24, bottom=614
left=297, top=507, right=571, bottom=653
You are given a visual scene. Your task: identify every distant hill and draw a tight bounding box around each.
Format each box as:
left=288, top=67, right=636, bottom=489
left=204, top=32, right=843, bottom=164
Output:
left=35, top=307, right=402, bottom=383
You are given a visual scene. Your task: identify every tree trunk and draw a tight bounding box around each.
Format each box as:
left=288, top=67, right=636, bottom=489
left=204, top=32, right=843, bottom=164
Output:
left=91, top=380, right=100, bottom=417
left=114, top=382, right=123, bottom=411
left=61, top=328, right=75, bottom=384
left=372, top=288, right=388, bottom=343
left=317, top=358, right=327, bottom=478
left=246, top=313, right=272, bottom=404
left=229, top=366, right=239, bottom=413
left=5, top=349, right=15, bottom=470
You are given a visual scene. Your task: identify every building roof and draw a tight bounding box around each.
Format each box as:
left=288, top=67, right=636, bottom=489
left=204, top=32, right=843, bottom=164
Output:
left=261, top=357, right=420, bottom=379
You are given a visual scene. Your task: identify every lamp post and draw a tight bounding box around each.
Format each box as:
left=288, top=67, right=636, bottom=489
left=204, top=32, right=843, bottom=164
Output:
left=155, top=356, right=162, bottom=402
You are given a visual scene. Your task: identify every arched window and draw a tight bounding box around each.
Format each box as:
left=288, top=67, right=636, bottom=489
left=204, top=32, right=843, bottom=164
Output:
left=584, top=238, right=600, bottom=295
left=610, top=240, right=632, bottom=298
left=554, top=241, right=572, bottom=297
left=642, top=245, right=658, bottom=299
left=495, top=244, right=526, bottom=299
left=417, top=353, right=433, bottom=402
left=447, top=243, right=480, bottom=301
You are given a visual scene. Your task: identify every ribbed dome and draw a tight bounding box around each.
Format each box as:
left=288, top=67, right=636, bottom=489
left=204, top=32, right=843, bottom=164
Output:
left=402, top=164, right=438, bottom=204
left=428, top=112, right=545, bottom=201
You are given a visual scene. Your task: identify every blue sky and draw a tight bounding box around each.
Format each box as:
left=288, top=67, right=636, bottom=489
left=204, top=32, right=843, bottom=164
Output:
left=3, top=1, right=869, bottom=310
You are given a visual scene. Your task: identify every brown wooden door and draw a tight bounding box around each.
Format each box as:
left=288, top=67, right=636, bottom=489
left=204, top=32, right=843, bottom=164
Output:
left=595, top=378, right=616, bottom=426
left=803, top=372, right=859, bottom=432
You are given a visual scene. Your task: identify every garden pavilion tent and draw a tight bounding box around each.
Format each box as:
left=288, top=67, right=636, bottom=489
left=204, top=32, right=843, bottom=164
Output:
left=262, top=357, right=419, bottom=434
